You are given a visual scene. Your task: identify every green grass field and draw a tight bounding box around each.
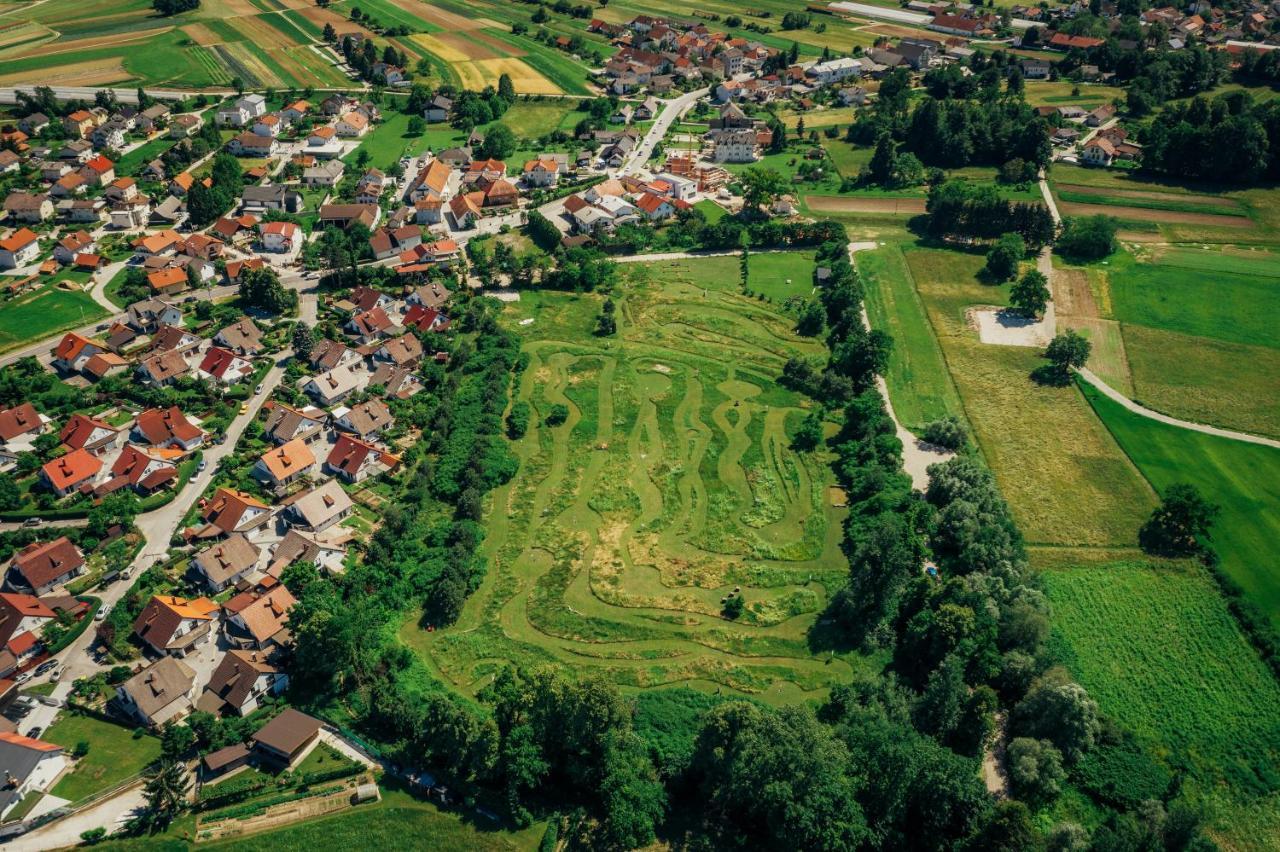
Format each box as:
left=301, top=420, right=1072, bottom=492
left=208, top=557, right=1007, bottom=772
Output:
left=46, top=713, right=162, bottom=801
left=857, top=243, right=964, bottom=432
left=1042, top=558, right=1280, bottom=849
left=344, top=113, right=426, bottom=170
left=1080, top=380, right=1280, bottom=628
left=0, top=282, right=109, bottom=354
left=904, top=245, right=1156, bottom=545
left=402, top=256, right=875, bottom=704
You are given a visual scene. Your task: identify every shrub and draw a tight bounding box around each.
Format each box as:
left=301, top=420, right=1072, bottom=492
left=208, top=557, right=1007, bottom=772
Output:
left=922, top=416, right=966, bottom=450
left=545, top=403, right=569, bottom=426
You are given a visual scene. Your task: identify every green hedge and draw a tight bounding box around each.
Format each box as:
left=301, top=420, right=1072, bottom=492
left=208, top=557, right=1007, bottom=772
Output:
left=42, top=596, right=100, bottom=655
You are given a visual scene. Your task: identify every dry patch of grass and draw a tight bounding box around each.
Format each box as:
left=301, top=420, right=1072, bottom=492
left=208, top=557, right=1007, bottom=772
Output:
left=456, top=57, right=559, bottom=94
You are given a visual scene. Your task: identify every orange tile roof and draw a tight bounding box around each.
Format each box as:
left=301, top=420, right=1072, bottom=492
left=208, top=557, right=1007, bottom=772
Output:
left=258, top=437, right=316, bottom=481
left=0, top=228, right=38, bottom=252
left=41, top=447, right=102, bottom=491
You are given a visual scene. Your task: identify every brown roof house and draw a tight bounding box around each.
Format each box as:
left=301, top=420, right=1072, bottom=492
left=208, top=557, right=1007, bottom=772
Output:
left=40, top=448, right=102, bottom=497
left=132, top=594, right=218, bottom=657
left=213, top=317, right=264, bottom=356
left=224, top=585, right=296, bottom=650
left=133, top=406, right=204, bottom=452
left=253, top=438, right=317, bottom=492
left=137, top=349, right=192, bottom=386
left=325, top=435, right=396, bottom=484
left=59, top=414, right=122, bottom=456
left=115, top=656, right=197, bottom=727
left=282, top=480, right=353, bottom=533
left=5, top=538, right=86, bottom=596
left=197, top=649, right=288, bottom=717
left=251, top=708, right=323, bottom=769
left=199, top=488, right=272, bottom=538
left=331, top=398, right=393, bottom=440
left=267, top=528, right=348, bottom=576
left=302, top=365, right=365, bottom=407
left=263, top=403, right=328, bottom=447
left=192, top=533, right=262, bottom=593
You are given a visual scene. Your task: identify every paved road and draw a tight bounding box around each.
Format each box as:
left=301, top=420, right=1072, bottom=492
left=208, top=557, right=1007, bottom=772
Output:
left=7, top=784, right=147, bottom=851
left=618, top=87, right=709, bottom=177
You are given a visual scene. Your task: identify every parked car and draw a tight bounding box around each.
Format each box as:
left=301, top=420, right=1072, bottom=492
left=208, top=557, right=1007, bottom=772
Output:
left=239, top=402, right=249, bottom=415
left=25, top=726, right=42, bottom=739
left=34, top=660, right=57, bottom=676
left=22, top=517, right=42, bottom=527
left=13, top=672, right=31, bottom=684
left=254, top=384, right=263, bottom=395
left=197, top=459, right=207, bottom=473
left=94, top=603, right=110, bottom=621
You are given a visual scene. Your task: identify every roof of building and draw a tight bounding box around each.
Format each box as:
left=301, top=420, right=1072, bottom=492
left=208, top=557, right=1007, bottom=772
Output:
left=305, top=365, right=363, bottom=400
left=257, top=437, right=316, bottom=482
left=41, top=448, right=101, bottom=492
left=133, top=595, right=217, bottom=649
left=251, top=707, right=322, bottom=756
left=233, top=585, right=297, bottom=645
left=119, top=656, right=196, bottom=721
left=0, top=403, right=43, bottom=442
left=200, top=649, right=281, bottom=714
left=378, top=334, right=423, bottom=366
left=195, top=533, right=261, bottom=586
left=267, top=528, right=345, bottom=575
left=198, top=347, right=246, bottom=380
left=140, top=349, right=190, bottom=383
left=349, top=306, right=393, bottom=336
left=288, top=479, right=353, bottom=529
left=326, top=434, right=385, bottom=479
left=11, top=537, right=85, bottom=590
left=216, top=317, right=263, bottom=352
left=340, top=398, right=393, bottom=436
left=135, top=406, right=201, bottom=446
left=202, top=742, right=251, bottom=770
left=202, top=487, right=269, bottom=534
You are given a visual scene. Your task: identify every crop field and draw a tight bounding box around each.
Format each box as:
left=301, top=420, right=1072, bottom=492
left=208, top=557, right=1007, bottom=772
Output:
left=1042, top=558, right=1280, bottom=849
left=1094, top=246, right=1280, bottom=438
left=857, top=243, right=964, bottom=431
left=403, top=258, right=875, bottom=704
left=903, top=246, right=1156, bottom=545
left=1081, top=381, right=1280, bottom=628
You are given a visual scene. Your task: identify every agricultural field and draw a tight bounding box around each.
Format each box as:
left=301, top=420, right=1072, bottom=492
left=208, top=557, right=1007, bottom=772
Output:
left=402, top=256, right=875, bottom=703
left=1042, top=557, right=1280, bottom=849
left=895, top=244, right=1156, bottom=546
left=0, top=281, right=109, bottom=354
left=1062, top=244, right=1280, bottom=439
left=1081, top=381, right=1280, bottom=628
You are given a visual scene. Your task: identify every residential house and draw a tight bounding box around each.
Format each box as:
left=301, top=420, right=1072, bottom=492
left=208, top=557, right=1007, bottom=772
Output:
left=335, top=111, right=369, bottom=138
left=0, top=593, right=55, bottom=670
left=146, top=267, right=188, bottom=297
left=99, top=445, right=178, bottom=497
left=332, top=398, right=393, bottom=440
left=634, top=192, right=676, bottom=221
left=200, top=488, right=272, bottom=537
left=133, top=406, right=204, bottom=452
left=712, top=129, right=759, bottom=163
left=105, top=178, right=137, bottom=203
left=82, top=352, right=128, bottom=381
left=326, top=434, right=394, bottom=483
left=6, top=538, right=86, bottom=595
left=406, top=159, right=451, bottom=203
left=0, top=229, right=40, bottom=270
left=302, top=159, right=345, bottom=188
left=448, top=192, right=480, bottom=228
left=241, top=185, right=302, bottom=214
left=150, top=324, right=201, bottom=354
left=196, top=649, right=287, bottom=717
left=346, top=306, right=395, bottom=342
left=424, top=95, right=452, bottom=122
left=51, top=332, right=103, bottom=374
left=263, top=403, right=327, bottom=447
left=250, top=708, right=322, bottom=769
left=318, top=203, right=380, bottom=230
left=303, top=365, right=365, bottom=406
left=437, top=146, right=471, bottom=168
left=522, top=157, right=561, bottom=188
left=308, top=339, right=361, bottom=372
left=283, top=480, right=353, bottom=533
left=368, top=363, right=422, bottom=399
left=227, top=133, right=277, bottom=158
left=1082, top=138, right=1115, bottom=166
left=214, top=318, right=263, bottom=356
left=115, top=657, right=197, bottom=727
left=169, top=114, right=202, bottom=138
left=198, top=347, right=254, bottom=385
left=1086, top=104, right=1116, bottom=127
left=192, top=534, right=261, bottom=593
left=18, top=113, right=49, bottom=135
left=807, top=57, right=864, bottom=83
left=59, top=413, right=121, bottom=455
left=374, top=333, right=423, bottom=367
left=267, top=528, right=347, bottom=576
left=40, top=449, right=102, bottom=497
left=253, top=438, right=317, bottom=492
left=133, top=594, right=218, bottom=657
left=224, top=585, right=296, bottom=650
left=0, top=734, right=66, bottom=820
left=252, top=114, right=282, bottom=138
left=350, top=284, right=394, bottom=313
left=80, top=155, right=115, bottom=187
left=281, top=100, right=310, bottom=122
left=3, top=192, right=52, bottom=223
left=407, top=281, right=451, bottom=309
left=260, top=220, right=301, bottom=254
left=63, top=109, right=96, bottom=138
left=0, top=404, right=49, bottom=452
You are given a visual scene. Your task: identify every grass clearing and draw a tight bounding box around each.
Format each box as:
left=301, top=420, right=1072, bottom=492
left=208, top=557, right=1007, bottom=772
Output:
left=402, top=256, right=873, bottom=704
left=46, top=713, right=162, bottom=801
left=0, top=281, right=109, bottom=354
left=857, top=242, right=964, bottom=431
left=1080, top=380, right=1280, bottom=627
left=1042, top=558, right=1280, bottom=849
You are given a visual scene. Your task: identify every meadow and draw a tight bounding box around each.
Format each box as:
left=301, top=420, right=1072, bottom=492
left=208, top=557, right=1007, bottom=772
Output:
left=0, top=282, right=109, bottom=354
left=402, top=256, right=874, bottom=704
left=1042, top=557, right=1280, bottom=849
left=1081, top=380, right=1280, bottom=628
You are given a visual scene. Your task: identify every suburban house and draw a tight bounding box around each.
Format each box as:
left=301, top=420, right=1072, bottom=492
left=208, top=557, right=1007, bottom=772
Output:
left=192, top=533, right=262, bottom=592
left=375, top=334, right=423, bottom=367
left=59, top=413, right=122, bottom=455
left=303, top=365, right=364, bottom=406
left=126, top=298, right=183, bottom=332
left=302, top=159, right=345, bottom=188
left=214, top=318, right=263, bottom=356
left=0, top=228, right=40, bottom=270
left=1082, top=138, right=1115, bottom=167
left=0, top=734, right=66, bottom=820
left=100, top=445, right=178, bottom=497
left=198, top=347, right=254, bottom=385
left=115, top=656, right=198, bottom=727
left=3, top=192, right=53, bottom=223
left=133, top=594, right=218, bottom=657
left=150, top=325, right=201, bottom=354
left=0, top=593, right=56, bottom=666
left=250, top=708, right=322, bottom=769
left=196, top=649, right=288, bottom=717
left=335, top=111, right=369, bottom=138
left=326, top=434, right=395, bottom=483
left=224, top=585, right=296, bottom=650
left=283, top=480, right=353, bottom=533
left=263, top=403, right=327, bottom=447
left=253, top=438, right=318, bottom=492
left=241, top=185, right=303, bottom=215
left=268, top=528, right=347, bottom=576
left=0, top=404, right=49, bottom=452
left=199, top=488, right=272, bottom=537
left=5, top=538, right=86, bottom=596
left=40, top=448, right=102, bottom=498
left=51, top=333, right=103, bottom=374
left=227, top=133, right=277, bottom=158
left=308, top=339, right=361, bottom=372
left=138, top=349, right=192, bottom=386
left=133, top=406, right=204, bottom=452
left=424, top=95, right=452, bottom=122
left=522, top=158, right=561, bottom=188
left=332, top=398, right=394, bottom=440
left=54, top=230, right=98, bottom=264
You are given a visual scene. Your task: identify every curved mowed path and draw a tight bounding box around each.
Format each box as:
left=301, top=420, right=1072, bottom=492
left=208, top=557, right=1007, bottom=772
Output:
left=404, top=263, right=864, bottom=704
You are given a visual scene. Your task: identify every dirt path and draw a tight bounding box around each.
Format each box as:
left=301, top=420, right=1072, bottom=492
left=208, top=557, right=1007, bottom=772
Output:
left=1077, top=367, right=1280, bottom=449
left=982, top=711, right=1009, bottom=797
left=1055, top=199, right=1253, bottom=228
left=849, top=242, right=955, bottom=489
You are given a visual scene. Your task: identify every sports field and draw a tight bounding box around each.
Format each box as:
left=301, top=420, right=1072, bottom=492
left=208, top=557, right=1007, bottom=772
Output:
left=402, top=257, right=870, bottom=703
left=1042, top=556, right=1280, bottom=849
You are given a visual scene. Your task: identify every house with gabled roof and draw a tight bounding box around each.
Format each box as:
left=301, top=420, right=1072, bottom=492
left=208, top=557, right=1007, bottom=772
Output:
left=51, top=332, right=102, bottom=374
left=137, top=349, right=192, bottom=386
left=307, top=339, right=361, bottom=372
left=198, top=347, right=254, bottom=385
left=6, top=537, right=86, bottom=595
left=126, top=298, right=183, bottom=333
left=326, top=434, right=396, bottom=483
left=133, top=594, right=217, bottom=657
left=331, top=398, right=394, bottom=439
left=133, top=406, right=204, bottom=452
left=97, top=444, right=179, bottom=497
left=302, top=364, right=365, bottom=407
left=214, top=317, right=263, bottom=356
left=0, top=592, right=55, bottom=666
left=283, top=479, right=353, bottom=534
left=0, top=404, right=49, bottom=449
left=59, top=413, right=121, bottom=455
left=253, top=438, right=317, bottom=492
left=267, top=528, right=348, bottom=577
left=0, top=733, right=66, bottom=820
left=192, top=533, right=262, bottom=592
left=263, top=402, right=327, bottom=447
left=345, top=306, right=395, bottom=343
left=40, top=448, right=102, bottom=497
left=196, top=648, right=287, bottom=717
left=198, top=487, right=271, bottom=539
left=224, top=585, right=296, bottom=650
left=375, top=333, right=423, bottom=367
left=116, top=656, right=197, bottom=727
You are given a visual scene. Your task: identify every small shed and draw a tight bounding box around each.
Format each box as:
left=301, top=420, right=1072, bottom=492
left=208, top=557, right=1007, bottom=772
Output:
left=352, top=782, right=379, bottom=804
left=202, top=743, right=251, bottom=779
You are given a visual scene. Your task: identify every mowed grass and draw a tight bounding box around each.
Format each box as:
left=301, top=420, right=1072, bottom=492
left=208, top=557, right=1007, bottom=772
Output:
left=857, top=242, right=964, bottom=431
left=490, top=99, right=576, bottom=139
left=1081, top=380, right=1280, bottom=628
left=46, top=713, right=162, bottom=801
left=906, top=246, right=1155, bottom=545
left=0, top=282, right=109, bottom=353
left=344, top=112, right=427, bottom=169
left=1042, top=559, right=1280, bottom=848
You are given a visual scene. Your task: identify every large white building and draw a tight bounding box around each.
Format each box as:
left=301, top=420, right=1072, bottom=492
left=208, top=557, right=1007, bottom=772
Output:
left=806, top=57, right=863, bottom=84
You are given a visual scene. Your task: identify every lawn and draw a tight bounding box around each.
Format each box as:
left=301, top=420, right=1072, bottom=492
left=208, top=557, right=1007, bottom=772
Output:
left=905, top=246, right=1155, bottom=546
left=694, top=199, right=726, bottom=223
left=857, top=242, right=964, bottom=432
left=46, top=713, right=162, bottom=802
left=402, top=257, right=875, bottom=704
left=490, top=99, right=576, bottom=140
left=1080, top=380, right=1280, bottom=628
left=0, top=281, right=109, bottom=354
left=344, top=112, right=428, bottom=170
left=1042, top=558, right=1280, bottom=849
left=115, top=136, right=178, bottom=178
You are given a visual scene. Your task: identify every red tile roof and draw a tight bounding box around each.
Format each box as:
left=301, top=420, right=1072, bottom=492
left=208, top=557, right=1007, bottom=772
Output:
left=41, top=448, right=101, bottom=492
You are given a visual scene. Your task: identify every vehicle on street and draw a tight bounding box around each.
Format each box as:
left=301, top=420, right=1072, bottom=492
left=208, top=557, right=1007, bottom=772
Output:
left=22, top=517, right=42, bottom=527
left=198, top=459, right=207, bottom=473
left=25, top=726, right=41, bottom=739
left=50, top=668, right=61, bottom=682
left=121, top=566, right=133, bottom=581
left=94, top=603, right=110, bottom=621
left=239, top=402, right=249, bottom=415
left=254, top=384, right=263, bottom=395
left=13, top=672, right=31, bottom=684
left=34, top=660, right=57, bottom=676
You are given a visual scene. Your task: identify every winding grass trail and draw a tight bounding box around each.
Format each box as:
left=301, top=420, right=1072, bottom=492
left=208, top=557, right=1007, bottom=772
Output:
left=405, top=261, right=864, bottom=703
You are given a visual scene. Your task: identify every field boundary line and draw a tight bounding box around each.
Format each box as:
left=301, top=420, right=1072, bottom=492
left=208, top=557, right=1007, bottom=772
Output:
left=1076, top=368, right=1280, bottom=449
